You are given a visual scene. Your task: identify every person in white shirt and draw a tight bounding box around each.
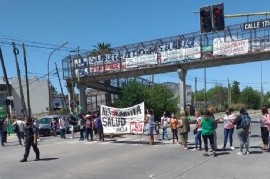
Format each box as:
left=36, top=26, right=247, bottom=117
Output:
left=193, top=111, right=202, bottom=151
left=59, top=116, right=66, bottom=139
left=219, top=108, right=236, bottom=150
left=161, top=112, right=169, bottom=140
left=13, top=117, right=25, bottom=146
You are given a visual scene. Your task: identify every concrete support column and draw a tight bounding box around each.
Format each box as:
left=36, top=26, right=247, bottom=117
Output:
left=79, top=85, right=87, bottom=114
left=177, top=68, right=187, bottom=111
left=66, top=82, right=74, bottom=113
left=104, top=80, right=112, bottom=106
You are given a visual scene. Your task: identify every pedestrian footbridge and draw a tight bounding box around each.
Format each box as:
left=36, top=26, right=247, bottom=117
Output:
left=62, top=18, right=270, bottom=112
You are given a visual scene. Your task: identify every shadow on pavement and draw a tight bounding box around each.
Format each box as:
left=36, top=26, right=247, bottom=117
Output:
left=113, top=140, right=163, bottom=145
left=249, top=145, right=262, bottom=149
left=216, top=152, right=230, bottom=156
left=250, top=151, right=263, bottom=154
left=250, top=134, right=261, bottom=138
left=39, top=158, right=59, bottom=161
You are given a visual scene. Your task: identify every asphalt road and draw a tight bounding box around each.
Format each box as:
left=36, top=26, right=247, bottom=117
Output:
left=0, top=112, right=269, bottom=179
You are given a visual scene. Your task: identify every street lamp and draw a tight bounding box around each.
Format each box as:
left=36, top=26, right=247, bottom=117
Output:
left=47, top=42, right=68, bottom=113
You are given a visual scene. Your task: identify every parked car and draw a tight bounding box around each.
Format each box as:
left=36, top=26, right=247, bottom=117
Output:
left=38, top=115, right=61, bottom=136
left=38, top=115, right=71, bottom=136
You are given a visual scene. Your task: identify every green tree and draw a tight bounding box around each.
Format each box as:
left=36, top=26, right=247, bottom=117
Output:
left=116, top=80, right=148, bottom=107
left=240, top=86, right=260, bottom=109
left=207, top=85, right=228, bottom=111
left=115, top=80, right=178, bottom=120
left=263, top=92, right=270, bottom=108
left=193, top=89, right=205, bottom=101
left=231, top=81, right=240, bottom=104
left=148, top=84, right=178, bottom=119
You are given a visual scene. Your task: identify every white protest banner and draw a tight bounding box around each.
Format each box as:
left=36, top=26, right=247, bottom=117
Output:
left=125, top=56, right=139, bottom=68
left=101, top=102, right=145, bottom=134
left=213, top=39, right=249, bottom=56
left=160, top=47, right=201, bottom=64
left=160, top=49, right=184, bottom=64
left=126, top=54, right=157, bottom=68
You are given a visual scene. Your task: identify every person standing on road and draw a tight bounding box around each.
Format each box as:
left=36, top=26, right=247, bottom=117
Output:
left=84, top=114, right=94, bottom=141
left=234, top=107, right=251, bottom=155
left=161, top=112, right=169, bottom=140
left=155, top=121, right=161, bottom=140
left=51, top=118, right=57, bottom=136
left=193, top=111, right=202, bottom=151
left=2, top=118, right=8, bottom=143
left=20, top=117, right=40, bottom=162
left=78, top=114, right=86, bottom=141
left=14, top=117, right=25, bottom=147
left=0, top=118, right=4, bottom=147
left=32, top=118, right=40, bottom=144
left=208, top=106, right=218, bottom=151
left=144, top=109, right=155, bottom=145
left=218, top=108, right=236, bottom=151
left=94, top=112, right=104, bottom=141
left=178, top=111, right=190, bottom=150
left=170, top=113, right=178, bottom=144
left=198, top=111, right=217, bottom=157
left=259, top=107, right=270, bottom=151
left=59, top=116, right=66, bottom=139
left=69, top=114, right=78, bottom=139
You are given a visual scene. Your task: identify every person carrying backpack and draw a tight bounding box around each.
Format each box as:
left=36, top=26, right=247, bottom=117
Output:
left=234, top=107, right=251, bottom=155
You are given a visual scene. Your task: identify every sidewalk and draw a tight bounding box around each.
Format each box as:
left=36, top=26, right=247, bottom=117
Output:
left=6, top=133, right=19, bottom=143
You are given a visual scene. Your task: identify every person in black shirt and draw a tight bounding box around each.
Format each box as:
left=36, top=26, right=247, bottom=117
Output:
left=20, top=117, right=40, bottom=162
left=0, top=118, right=4, bottom=147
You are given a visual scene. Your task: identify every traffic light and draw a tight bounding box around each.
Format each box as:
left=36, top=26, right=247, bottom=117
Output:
left=200, top=6, right=213, bottom=33
left=212, top=3, right=225, bottom=31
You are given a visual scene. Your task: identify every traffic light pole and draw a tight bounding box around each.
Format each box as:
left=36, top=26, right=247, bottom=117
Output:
left=225, top=12, right=270, bottom=18
left=195, top=11, right=270, bottom=18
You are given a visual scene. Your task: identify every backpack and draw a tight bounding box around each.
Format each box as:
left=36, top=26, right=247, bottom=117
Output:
left=240, top=114, right=251, bottom=129
left=12, top=122, right=19, bottom=133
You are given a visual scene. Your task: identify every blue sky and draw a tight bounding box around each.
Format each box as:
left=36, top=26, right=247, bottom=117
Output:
left=0, top=0, right=270, bottom=94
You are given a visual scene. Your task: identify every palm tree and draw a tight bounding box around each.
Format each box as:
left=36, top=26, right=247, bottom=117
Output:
left=93, top=42, right=114, bottom=106
left=93, top=42, right=114, bottom=72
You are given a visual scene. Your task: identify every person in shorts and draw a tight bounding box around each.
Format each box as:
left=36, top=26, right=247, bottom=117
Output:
left=145, top=109, right=155, bottom=145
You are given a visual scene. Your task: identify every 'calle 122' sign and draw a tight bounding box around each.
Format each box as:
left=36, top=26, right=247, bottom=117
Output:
left=243, top=19, right=270, bottom=30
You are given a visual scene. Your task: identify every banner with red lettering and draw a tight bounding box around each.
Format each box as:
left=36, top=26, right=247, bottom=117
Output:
left=100, top=102, right=145, bottom=134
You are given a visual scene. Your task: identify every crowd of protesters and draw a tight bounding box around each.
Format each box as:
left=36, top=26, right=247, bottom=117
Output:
left=145, top=106, right=270, bottom=157
left=1, top=106, right=270, bottom=160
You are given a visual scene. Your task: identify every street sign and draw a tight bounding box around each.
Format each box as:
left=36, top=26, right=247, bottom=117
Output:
left=243, top=19, right=270, bottom=30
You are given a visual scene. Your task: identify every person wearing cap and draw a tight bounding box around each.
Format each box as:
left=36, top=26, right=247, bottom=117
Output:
left=20, top=117, right=40, bottom=162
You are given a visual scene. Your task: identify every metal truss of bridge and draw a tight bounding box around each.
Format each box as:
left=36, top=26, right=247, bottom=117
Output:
left=62, top=17, right=270, bottom=112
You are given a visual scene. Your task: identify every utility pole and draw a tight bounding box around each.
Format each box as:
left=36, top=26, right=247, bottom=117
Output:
left=228, top=78, right=231, bottom=107
left=260, top=61, right=264, bottom=106
left=12, top=42, right=27, bottom=117
left=0, top=48, right=12, bottom=121
left=194, top=77, right=197, bottom=110
left=55, top=63, right=67, bottom=113
left=23, top=44, right=31, bottom=117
